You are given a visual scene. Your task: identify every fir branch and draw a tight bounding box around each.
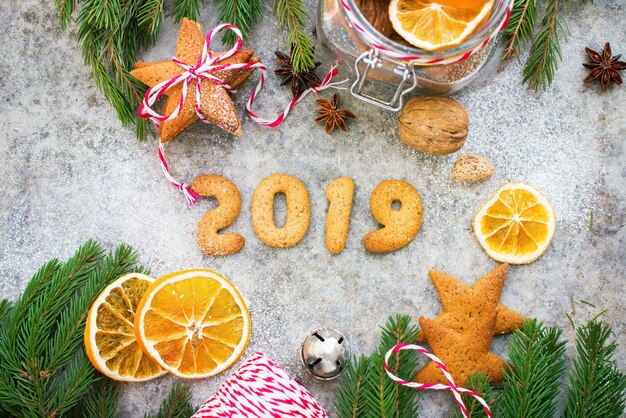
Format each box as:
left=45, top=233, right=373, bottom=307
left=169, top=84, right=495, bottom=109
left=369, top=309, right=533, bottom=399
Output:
left=563, top=320, right=626, bottom=418
left=503, top=0, right=538, bottom=60
left=335, top=355, right=370, bottom=418
left=0, top=241, right=144, bottom=417
left=273, top=0, right=316, bottom=72
left=219, top=0, right=265, bottom=46
left=54, top=0, right=76, bottom=29
left=335, top=315, right=419, bottom=418
left=74, top=378, right=119, bottom=418
left=173, top=0, right=205, bottom=22
left=452, top=373, right=497, bottom=418
left=498, top=319, right=567, bottom=418
left=522, top=0, right=571, bottom=90
left=0, top=299, right=10, bottom=325
left=138, top=0, right=165, bottom=46
left=144, top=383, right=196, bottom=418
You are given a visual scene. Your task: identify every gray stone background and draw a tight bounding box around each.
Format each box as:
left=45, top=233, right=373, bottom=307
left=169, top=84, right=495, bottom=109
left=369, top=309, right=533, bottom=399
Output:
left=0, top=0, right=624, bottom=416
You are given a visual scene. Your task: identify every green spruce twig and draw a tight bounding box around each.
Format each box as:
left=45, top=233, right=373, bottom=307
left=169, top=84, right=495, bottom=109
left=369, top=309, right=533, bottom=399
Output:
left=334, top=315, right=419, bottom=418
left=0, top=241, right=143, bottom=417
left=76, top=378, right=119, bottom=418
left=522, top=0, right=571, bottom=90
left=173, top=0, right=206, bottom=22
left=498, top=319, right=567, bottom=417
left=219, top=0, right=265, bottom=46
left=563, top=320, right=626, bottom=418
left=273, top=0, right=316, bottom=72
left=503, top=0, right=538, bottom=60
left=452, top=373, right=498, bottom=418
left=144, top=383, right=196, bottom=418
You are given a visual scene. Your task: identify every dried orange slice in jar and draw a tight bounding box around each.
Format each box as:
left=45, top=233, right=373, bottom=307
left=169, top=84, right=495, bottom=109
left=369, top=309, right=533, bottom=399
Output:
left=388, top=0, right=494, bottom=51
left=84, top=273, right=167, bottom=381
left=473, top=183, right=556, bottom=264
left=135, top=269, right=251, bottom=378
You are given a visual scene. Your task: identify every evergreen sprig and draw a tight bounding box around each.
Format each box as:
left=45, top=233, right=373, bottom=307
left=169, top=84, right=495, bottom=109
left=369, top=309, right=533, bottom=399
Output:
left=219, top=0, right=265, bottom=46
left=452, top=373, right=497, bottom=418
left=0, top=241, right=143, bottom=417
left=335, top=314, right=420, bottom=418
left=144, top=383, right=196, bottom=418
left=503, top=0, right=539, bottom=60
left=498, top=319, right=567, bottom=418
left=504, top=0, right=595, bottom=90
left=273, top=0, right=316, bottom=72
left=564, top=320, right=626, bottom=418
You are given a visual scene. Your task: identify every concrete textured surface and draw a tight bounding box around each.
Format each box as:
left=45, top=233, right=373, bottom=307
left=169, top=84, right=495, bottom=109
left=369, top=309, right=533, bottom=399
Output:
left=1, top=0, right=624, bottom=416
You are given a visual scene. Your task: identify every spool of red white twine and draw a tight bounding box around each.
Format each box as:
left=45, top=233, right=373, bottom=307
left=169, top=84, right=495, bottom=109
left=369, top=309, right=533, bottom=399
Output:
left=340, top=0, right=514, bottom=65
left=384, top=343, right=493, bottom=418
left=138, top=23, right=346, bottom=204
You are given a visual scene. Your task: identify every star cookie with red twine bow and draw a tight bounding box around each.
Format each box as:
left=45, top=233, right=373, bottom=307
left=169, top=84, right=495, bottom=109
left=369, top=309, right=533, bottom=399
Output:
left=131, top=19, right=344, bottom=205
left=131, top=18, right=260, bottom=142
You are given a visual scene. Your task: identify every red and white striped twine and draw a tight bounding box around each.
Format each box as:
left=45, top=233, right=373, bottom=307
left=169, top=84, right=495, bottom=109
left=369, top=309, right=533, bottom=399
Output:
left=192, top=352, right=328, bottom=417
left=340, top=0, right=514, bottom=65
left=138, top=23, right=346, bottom=204
left=384, top=343, right=493, bottom=418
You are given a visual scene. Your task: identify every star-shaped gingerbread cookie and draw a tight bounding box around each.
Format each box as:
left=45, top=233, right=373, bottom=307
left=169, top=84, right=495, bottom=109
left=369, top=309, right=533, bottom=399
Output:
left=416, top=264, right=524, bottom=342
left=415, top=314, right=506, bottom=385
left=131, top=18, right=259, bottom=142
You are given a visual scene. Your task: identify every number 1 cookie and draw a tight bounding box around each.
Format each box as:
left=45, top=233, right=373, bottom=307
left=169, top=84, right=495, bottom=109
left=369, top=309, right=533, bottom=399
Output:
left=326, top=177, right=355, bottom=254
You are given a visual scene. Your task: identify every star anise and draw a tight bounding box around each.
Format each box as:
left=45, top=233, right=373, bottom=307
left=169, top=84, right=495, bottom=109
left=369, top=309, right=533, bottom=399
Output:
left=583, top=42, right=626, bottom=91
left=315, top=94, right=356, bottom=134
left=274, top=51, right=321, bottom=98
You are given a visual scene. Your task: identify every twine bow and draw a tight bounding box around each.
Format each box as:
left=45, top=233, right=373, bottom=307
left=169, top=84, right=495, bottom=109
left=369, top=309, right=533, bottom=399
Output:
left=137, top=23, right=345, bottom=204
left=384, top=343, right=493, bottom=418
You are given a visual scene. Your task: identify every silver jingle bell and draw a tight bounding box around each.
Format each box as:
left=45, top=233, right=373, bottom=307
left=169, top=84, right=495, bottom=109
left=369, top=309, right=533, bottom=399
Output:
left=300, top=328, right=349, bottom=380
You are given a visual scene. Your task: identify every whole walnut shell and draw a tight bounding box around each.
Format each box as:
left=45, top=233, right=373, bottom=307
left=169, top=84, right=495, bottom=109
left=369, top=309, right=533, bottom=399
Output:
left=398, top=96, right=469, bottom=155
left=355, top=0, right=394, bottom=38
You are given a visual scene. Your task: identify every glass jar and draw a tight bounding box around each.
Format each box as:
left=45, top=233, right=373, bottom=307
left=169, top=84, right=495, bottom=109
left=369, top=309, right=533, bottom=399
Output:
left=316, top=0, right=512, bottom=110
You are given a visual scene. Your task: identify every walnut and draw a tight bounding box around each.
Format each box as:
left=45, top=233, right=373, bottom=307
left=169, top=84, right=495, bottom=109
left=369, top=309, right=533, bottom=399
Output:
left=398, top=96, right=469, bottom=155
left=355, top=0, right=394, bottom=38
left=451, top=154, right=496, bottom=182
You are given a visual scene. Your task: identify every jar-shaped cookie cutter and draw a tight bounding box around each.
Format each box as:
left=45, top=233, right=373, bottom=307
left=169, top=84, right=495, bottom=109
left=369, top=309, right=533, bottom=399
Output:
left=317, top=0, right=514, bottom=111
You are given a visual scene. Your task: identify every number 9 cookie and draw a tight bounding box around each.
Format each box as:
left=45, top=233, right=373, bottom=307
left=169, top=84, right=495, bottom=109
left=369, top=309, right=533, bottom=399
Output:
left=252, top=174, right=311, bottom=248
left=363, top=180, right=423, bottom=253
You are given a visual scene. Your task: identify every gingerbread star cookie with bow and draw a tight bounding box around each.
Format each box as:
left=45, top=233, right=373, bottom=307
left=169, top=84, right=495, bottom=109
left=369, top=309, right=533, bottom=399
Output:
left=131, top=18, right=260, bottom=142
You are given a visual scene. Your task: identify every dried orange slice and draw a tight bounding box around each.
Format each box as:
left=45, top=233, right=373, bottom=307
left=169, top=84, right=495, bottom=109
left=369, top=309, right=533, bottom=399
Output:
left=473, top=183, right=556, bottom=264
left=84, top=273, right=167, bottom=381
left=135, top=269, right=251, bottom=379
left=388, top=0, right=494, bottom=51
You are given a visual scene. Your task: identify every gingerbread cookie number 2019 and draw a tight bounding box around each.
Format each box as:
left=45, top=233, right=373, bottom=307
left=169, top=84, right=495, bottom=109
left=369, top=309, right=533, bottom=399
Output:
left=193, top=174, right=423, bottom=254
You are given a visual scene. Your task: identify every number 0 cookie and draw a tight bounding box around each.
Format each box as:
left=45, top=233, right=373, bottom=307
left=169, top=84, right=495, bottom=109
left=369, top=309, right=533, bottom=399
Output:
left=363, top=180, right=423, bottom=253
left=252, top=174, right=311, bottom=248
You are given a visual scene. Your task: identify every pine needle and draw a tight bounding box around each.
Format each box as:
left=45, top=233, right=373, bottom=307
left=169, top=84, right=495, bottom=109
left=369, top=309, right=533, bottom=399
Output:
left=173, top=0, right=206, bottom=22
left=497, top=319, right=567, bottom=417
left=522, top=0, right=571, bottom=90
left=0, top=241, right=143, bottom=417
left=144, top=383, right=196, bottom=418
left=452, top=373, right=498, bottom=418
left=564, top=320, right=626, bottom=418
left=0, top=299, right=11, bottom=325
left=77, top=378, right=119, bottom=418
left=334, top=315, right=419, bottom=418
left=273, top=0, right=316, bottom=72
left=219, top=0, right=265, bottom=46
left=503, top=0, right=538, bottom=60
